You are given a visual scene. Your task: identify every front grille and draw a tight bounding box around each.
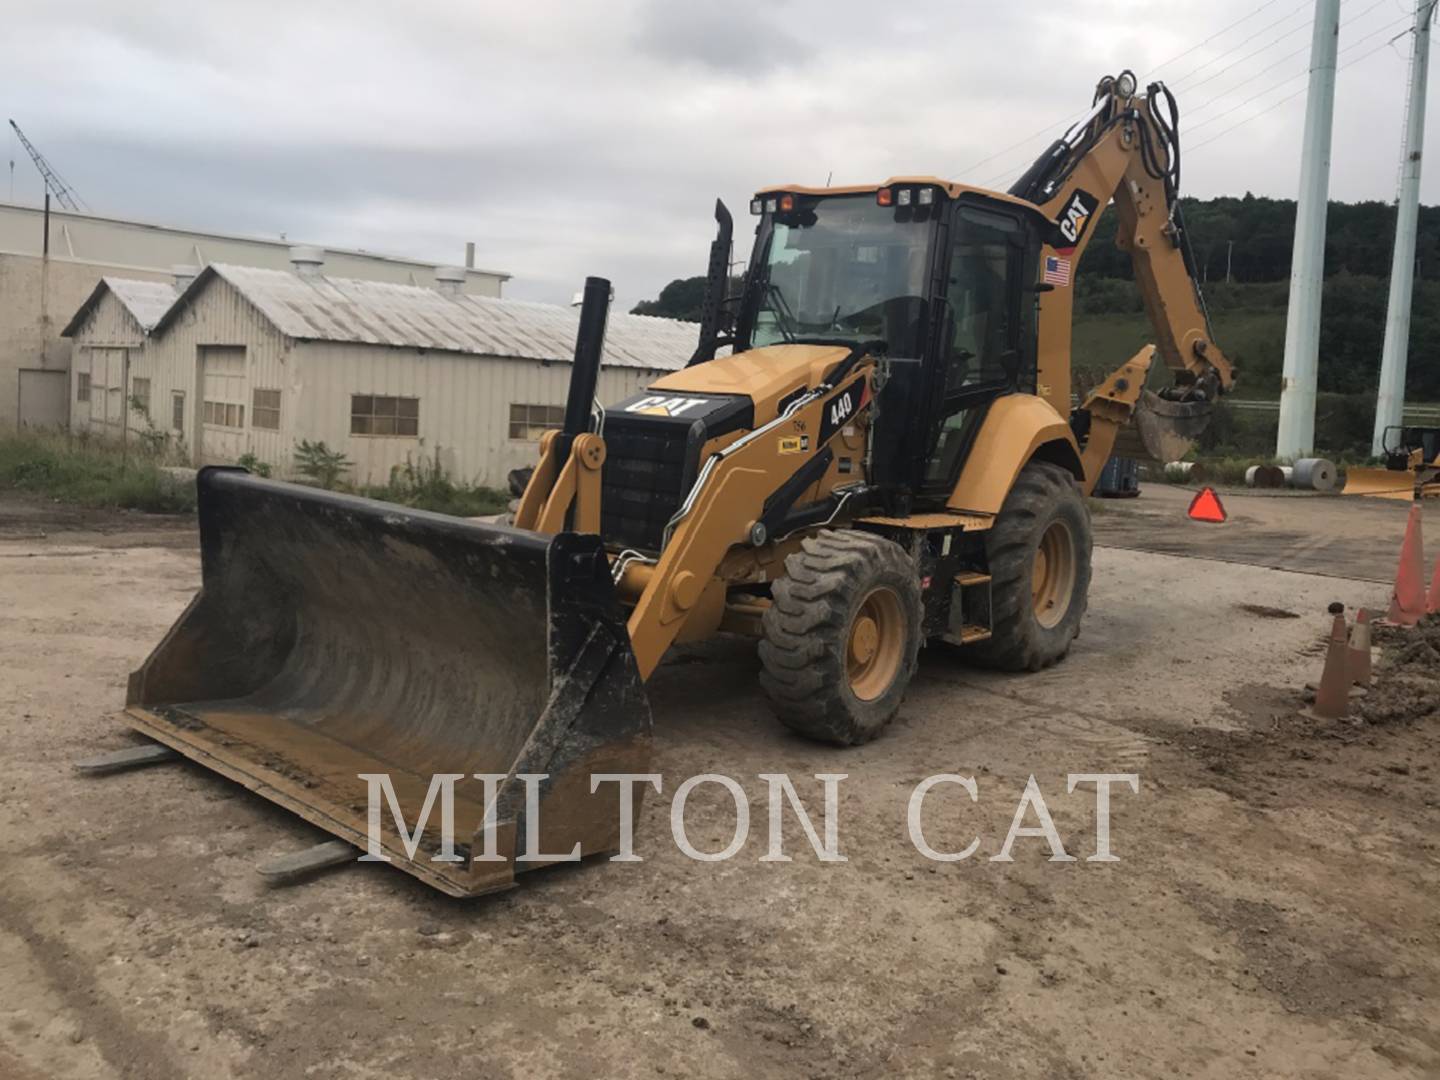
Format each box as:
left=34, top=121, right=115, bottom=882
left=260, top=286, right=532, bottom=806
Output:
left=601, top=420, right=691, bottom=552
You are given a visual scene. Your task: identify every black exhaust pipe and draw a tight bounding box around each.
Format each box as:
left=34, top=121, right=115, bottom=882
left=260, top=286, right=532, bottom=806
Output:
left=558, top=275, right=611, bottom=460
left=689, top=199, right=734, bottom=366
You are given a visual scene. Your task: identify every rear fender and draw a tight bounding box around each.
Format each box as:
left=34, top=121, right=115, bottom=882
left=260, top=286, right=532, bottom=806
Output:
left=945, top=395, right=1082, bottom=517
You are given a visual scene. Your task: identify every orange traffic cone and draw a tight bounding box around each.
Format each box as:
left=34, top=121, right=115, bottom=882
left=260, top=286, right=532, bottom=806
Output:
left=1312, top=613, right=1353, bottom=719
left=1348, top=608, right=1372, bottom=688
left=1387, top=504, right=1428, bottom=626
left=1429, top=553, right=1440, bottom=615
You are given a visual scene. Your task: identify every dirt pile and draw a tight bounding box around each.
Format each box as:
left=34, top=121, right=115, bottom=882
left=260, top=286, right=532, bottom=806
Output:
left=1361, top=614, right=1440, bottom=725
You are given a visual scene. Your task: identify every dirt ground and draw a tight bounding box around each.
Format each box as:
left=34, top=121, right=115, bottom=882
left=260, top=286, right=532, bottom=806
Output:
left=1, top=487, right=1438, bottom=1080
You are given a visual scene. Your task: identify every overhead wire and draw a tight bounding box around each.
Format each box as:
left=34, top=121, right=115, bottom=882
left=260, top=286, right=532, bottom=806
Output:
left=954, top=1, right=1300, bottom=180
left=1164, top=0, right=1314, bottom=88
left=1137, top=0, right=1286, bottom=79
left=1187, top=27, right=1415, bottom=153
left=969, top=0, right=1407, bottom=188
left=964, top=0, right=1320, bottom=185
left=1183, top=1, right=1406, bottom=125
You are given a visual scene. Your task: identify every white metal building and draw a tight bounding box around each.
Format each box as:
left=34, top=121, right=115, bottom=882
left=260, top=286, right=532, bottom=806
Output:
left=60, top=277, right=178, bottom=439
left=1, top=198, right=509, bottom=431
left=64, top=257, right=698, bottom=488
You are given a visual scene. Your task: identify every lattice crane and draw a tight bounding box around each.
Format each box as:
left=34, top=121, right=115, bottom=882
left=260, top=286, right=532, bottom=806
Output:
left=8, top=119, right=85, bottom=211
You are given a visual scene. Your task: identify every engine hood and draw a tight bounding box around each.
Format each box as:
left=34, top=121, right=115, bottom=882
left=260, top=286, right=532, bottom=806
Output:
left=645, top=343, right=852, bottom=420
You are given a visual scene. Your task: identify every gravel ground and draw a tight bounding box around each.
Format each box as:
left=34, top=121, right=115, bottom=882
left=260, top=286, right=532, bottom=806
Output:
left=1, top=491, right=1437, bottom=1080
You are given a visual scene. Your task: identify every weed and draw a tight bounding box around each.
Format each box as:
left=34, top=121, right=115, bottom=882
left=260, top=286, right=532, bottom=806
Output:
left=0, top=430, right=195, bottom=513
left=362, top=448, right=508, bottom=517
left=293, top=440, right=351, bottom=489
left=237, top=452, right=273, bottom=478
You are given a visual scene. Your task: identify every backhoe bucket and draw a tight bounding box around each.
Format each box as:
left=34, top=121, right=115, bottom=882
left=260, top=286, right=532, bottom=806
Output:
left=124, top=468, right=651, bottom=897
left=1112, top=389, right=1215, bottom=463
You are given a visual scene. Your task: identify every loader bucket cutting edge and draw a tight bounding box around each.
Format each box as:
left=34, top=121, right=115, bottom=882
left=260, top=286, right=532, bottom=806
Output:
left=124, top=468, right=652, bottom=897
left=1341, top=467, right=1424, bottom=500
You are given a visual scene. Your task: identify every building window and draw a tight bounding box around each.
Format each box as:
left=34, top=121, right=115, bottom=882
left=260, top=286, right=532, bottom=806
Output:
left=351, top=395, right=419, bottom=436
left=203, top=400, right=245, bottom=428
left=172, top=391, right=185, bottom=433
left=76, top=373, right=91, bottom=402
left=131, top=377, right=151, bottom=416
left=508, top=403, right=565, bottom=441
left=252, top=388, right=281, bottom=430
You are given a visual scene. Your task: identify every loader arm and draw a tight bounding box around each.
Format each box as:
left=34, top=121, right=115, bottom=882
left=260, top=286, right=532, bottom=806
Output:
left=1013, top=73, right=1236, bottom=480
left=617, top=362, right=872, bottom=679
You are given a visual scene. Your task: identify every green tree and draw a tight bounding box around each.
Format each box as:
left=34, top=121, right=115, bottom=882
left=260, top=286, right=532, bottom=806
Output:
left=631, top=276, right=708, bottom=321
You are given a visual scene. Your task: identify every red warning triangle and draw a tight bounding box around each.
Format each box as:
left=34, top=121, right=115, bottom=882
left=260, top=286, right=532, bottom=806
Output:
left=1188, top=486, right=1228, bottom=523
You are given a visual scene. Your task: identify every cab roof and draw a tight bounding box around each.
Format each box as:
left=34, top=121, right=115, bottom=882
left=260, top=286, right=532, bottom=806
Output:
left=754, top=175, right=1045, bottom=219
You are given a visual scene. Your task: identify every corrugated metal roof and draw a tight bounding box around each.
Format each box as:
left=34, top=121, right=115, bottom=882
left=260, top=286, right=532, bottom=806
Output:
left=60, top=276, right=179, bottom=337
left=157, top=264, right=697, bottom=371
left=107, top=278, right=179, bottom=331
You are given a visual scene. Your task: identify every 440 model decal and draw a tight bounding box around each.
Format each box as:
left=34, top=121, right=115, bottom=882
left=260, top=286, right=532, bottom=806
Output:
left=818, top=376, right=869, bottom=445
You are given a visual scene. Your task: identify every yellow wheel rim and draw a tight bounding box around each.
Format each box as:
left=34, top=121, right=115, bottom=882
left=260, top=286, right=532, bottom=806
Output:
left=847, top=586, right=904, bottom=701
left=1032, top=520, right=1077, bottom=630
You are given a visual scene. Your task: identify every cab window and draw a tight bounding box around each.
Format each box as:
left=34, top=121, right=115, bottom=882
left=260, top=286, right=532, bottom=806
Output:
left=922, top=207, right=1028, bottom=491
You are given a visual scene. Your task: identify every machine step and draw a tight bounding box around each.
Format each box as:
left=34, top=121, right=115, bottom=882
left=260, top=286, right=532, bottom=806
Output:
left=953, top=624, right=992, bottom=644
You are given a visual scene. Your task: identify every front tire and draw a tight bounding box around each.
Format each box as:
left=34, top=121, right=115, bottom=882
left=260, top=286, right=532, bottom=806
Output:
left=968, top=461, right=1092, bottom=672
left=759, top=530, right=922, bottom=746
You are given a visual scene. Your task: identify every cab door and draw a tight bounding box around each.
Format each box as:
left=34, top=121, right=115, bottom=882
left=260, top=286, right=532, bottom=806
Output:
left=917, top=201, right=1039, bottom=500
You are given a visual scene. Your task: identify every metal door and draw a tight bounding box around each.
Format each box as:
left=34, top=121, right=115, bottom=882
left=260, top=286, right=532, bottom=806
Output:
left=199, top=346, right=248, bottom=464
left=17, top=369, right=68, bottom=429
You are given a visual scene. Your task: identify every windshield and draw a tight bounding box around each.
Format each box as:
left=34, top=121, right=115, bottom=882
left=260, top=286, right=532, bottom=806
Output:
left=745, top=194, right=937, bottom=356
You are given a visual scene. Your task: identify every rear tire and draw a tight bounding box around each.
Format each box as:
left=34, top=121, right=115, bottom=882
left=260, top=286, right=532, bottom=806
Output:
left=759, top=530, right=922, bottom=746
left=968, top=461, right=1091, bottom=672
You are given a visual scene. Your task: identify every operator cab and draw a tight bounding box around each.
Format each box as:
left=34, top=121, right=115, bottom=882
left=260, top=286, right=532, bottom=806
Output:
left=731, top=182, right=1051, bottom=511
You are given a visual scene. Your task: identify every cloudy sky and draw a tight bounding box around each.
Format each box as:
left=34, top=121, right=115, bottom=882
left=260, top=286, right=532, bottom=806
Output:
left=3, top=0, right=1436, bottom=306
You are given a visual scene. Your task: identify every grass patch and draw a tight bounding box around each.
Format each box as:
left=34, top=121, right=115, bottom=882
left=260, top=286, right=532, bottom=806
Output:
left=0, top=430, right=195, bottom=513
left=359, top=452, right=509, bottom=517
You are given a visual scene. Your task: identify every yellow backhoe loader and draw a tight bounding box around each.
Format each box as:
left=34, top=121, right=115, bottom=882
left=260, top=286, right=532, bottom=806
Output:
left=111, top=71, right=1234, bottom=896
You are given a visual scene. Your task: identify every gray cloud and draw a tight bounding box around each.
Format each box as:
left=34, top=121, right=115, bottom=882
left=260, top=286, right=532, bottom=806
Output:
left=2, top=0, right=1435, bottom=309
left=633, top=0, right=812, bottom=73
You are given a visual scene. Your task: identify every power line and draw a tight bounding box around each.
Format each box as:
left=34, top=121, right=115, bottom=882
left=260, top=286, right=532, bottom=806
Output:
left=954, top=0, right=1303, bottom=180
left=1187, top=12, right=1415, bottom=135
left=1138, top=0, right=1287, bottom=79
left=1188, top=29, right=1413, bottom=153
left=1183, top=3, right=1406, bottom=123
left=957, top=0, right=1408, bottom=188
left=1166, top=0, right=1314, bottom=87
left=1177, top=14, right=1316, bottom=95
left=960, top=0, right=1349, bottom=185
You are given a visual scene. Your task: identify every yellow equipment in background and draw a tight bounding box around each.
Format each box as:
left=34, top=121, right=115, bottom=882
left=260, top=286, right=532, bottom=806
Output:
left=1342, top=427, right=1440, bottom=500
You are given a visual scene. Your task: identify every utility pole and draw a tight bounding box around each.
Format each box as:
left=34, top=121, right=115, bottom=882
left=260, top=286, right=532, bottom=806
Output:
left=1276, top=0, right=1342, bottom=459
left=1372, top=0, right=1437, bottom=457
left=1226, top=240, right=1234, bottom=283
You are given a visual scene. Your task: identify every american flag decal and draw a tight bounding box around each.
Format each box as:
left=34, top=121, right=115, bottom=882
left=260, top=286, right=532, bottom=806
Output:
left=1043, top=255, right=1071, bottom=287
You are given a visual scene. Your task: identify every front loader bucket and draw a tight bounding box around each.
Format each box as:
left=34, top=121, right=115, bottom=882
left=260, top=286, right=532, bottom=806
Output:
left=125, top=468, right=651, bottom=897
left=1112, top=389, right=1215, bottom=463
left=1342, top=466, right=1424, bottom=500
